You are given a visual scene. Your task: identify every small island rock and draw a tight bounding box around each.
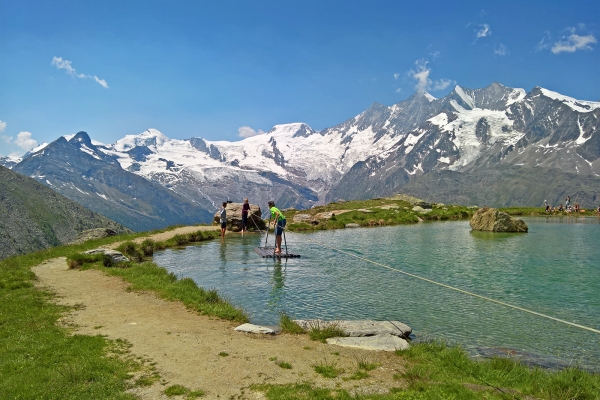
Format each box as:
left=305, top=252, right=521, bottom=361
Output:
left=470, top=207, right=528, bottom=232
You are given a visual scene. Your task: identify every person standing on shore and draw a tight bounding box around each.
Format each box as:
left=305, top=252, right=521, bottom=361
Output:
left=241, top=198, right=250, bottom=233
left=268, top=200, right=286, bottom=254
left=219, top=201, right=227, bottom=238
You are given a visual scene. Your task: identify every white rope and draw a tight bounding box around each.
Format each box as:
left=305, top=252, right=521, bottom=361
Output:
left=290, top=233, right=600, bottom=334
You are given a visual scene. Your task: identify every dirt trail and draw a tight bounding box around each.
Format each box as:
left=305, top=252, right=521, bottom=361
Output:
left=33, top=226, right=403, bottom=399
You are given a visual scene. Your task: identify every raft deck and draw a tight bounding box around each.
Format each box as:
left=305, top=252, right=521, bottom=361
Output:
left=254, top=247, right=301, bottom=258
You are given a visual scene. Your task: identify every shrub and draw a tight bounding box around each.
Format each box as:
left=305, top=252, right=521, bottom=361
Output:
left=140, top=239, right=155, bottom=256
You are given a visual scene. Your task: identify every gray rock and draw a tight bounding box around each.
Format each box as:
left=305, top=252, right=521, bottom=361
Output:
left=293, top=213, right=313, bottom=223
left=213, top=203, right=265, bottom=232
left=470, top=207, right=528, bottom=232
left=326, top=334, right=409, bottom=351
left=292, top=319, right=411, bottom=338
left=345, top=223, right=361, bottom=228
left=412, top=206, right=432, bottom=214
left=84, top=248, right=129, bottom=264
left=234, top=323, right=281, bottom=335
left=69, top=228, right=117, bottom=245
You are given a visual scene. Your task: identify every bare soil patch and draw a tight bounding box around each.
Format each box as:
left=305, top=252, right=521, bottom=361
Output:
left=33, top=226, right=405, bottom=399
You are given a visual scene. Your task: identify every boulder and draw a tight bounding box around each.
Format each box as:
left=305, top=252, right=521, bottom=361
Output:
left=69, top=228, right=117, bottom=244
left=84, top=248, right=129, bottom=264
left=345, top=223, right=361, bottom=228
left=293, top=213, right=313, bottom=223
left=234, top=323, right=281, bottom=335
left=292, top=319, right=411, bottom=338
left=470, top=207, right=528, bottom=232
left=326, top=334, right=409, bottom=351
left=213, top=203, right=265, bottom=232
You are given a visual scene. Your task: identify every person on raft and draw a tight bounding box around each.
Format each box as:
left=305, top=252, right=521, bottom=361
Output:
left=241, top=198, right=250, bottom=233
left=268, top=200, right=286, bottom=254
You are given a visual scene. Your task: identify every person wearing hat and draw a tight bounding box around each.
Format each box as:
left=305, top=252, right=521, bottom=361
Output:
left=268, top=200, right=286, bottom=254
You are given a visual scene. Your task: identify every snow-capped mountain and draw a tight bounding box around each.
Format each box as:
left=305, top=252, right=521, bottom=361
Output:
left=6, top=82, right=600, bottom=229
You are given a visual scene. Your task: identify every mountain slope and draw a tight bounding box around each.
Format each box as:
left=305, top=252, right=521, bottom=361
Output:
left=399, top=165, right=600, bottom=208
left=12, top=132, right=212, bottom=231
left=0, top=166, right=129, bottom=260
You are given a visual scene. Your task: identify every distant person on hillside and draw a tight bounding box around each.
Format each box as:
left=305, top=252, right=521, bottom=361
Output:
left=268, top=200, right=286, bottom=254
left=565, top=196, right=571, bottom=209
left=241, top=198, right=250, bottom=233
left=544, top=200, right=549, bottom=213
left=219, top=201, right=227, bottom=238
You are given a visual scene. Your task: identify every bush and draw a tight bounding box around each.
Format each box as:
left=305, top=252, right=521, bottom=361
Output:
left=140, top=239, right=155, bottom=256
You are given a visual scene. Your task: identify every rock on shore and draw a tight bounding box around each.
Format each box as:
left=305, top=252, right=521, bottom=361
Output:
left=470, top=207, right=528, bottom=232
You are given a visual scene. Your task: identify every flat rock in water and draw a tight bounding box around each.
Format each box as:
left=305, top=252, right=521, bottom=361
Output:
left=234, top=323, right=281, bottom=335
left=84, top=248, right=129, bottom=264
left=293, top=319, right=411, bottom=338
left=345, top=223, right=361, bottom=228
left=326, top=334, right=409, bottom=351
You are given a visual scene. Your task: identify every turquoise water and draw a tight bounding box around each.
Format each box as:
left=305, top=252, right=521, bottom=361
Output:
left=153, top=217, right=600, bottom=371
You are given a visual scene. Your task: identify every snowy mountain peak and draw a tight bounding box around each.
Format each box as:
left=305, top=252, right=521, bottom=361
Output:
left=423, top=92, right=436, bottom=102
left=266, top=123, right=316, bottom=138
left=113, top=129, right=170, bottom=152
left=453, top=85, right=476, bottom=109
left=537, top=87, right=600, bottom=113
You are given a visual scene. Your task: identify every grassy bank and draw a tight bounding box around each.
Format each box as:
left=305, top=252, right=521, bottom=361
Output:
left=281, top=197, right=475, bottom=232
left=0, top=226, right=245, bottom=399
left=253, top=341, right=600, bottom=399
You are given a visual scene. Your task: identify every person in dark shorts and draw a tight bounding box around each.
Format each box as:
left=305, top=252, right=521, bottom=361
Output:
left=219, top=201, right=227, bottom=238
left=268, top=200, right=286, bottom=254
left=241, top=198, right=250, bottom=232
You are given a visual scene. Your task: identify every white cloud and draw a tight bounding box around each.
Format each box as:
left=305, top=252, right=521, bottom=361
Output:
left=535, top=31, right=552, bottom=52
left=494, top=44, right=508, bottom=56
left=1, top=135, right=13, bottom=144
left=393, top=73, right=400, bottom=80
left=476, top=23, right=491, bottom=39
left=395, top=88, right=402, bottom=93
left=238, top=126, right=265, bottom=138
left=407, top=59, right=454, bottom=92
left=430, top=50, right=440, bottom=60
left=0, top=120, right=6, bottom=133
left=432, top=78, right=453, bottom=91
left=552, top=33, right=597, bottom=53
left=15, top=131, right=38, bottom=151
left=51, top=56, right=109, bottom=88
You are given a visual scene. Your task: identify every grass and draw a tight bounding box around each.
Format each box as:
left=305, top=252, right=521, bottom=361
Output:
left=280, top=197, right=475, bottom=232
left=307, top=320, right=346, bottom=343
left=252, top=340, right=600, bottom=399
left=312, top=359, right=343, bottom=378
left=279, top=313, right=305, bottom=334
left=164, top=384, right=204, bottom=398
left=0, top=225, right=234, bottom=399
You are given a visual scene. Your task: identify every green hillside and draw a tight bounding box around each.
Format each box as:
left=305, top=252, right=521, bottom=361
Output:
left=0, top=166, right=130, bottom=260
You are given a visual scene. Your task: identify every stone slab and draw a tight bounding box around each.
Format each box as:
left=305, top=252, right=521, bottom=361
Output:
left=292, top=319, right=411, bottom=338
left=234, top=323, right=281, bottom=335
left=326, top=334, right=409, bottom=351
left=84, top=248, right=129, bottom=263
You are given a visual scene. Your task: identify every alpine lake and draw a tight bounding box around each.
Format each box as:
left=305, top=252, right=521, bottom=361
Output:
left=153, top=216, right=600, bottom=372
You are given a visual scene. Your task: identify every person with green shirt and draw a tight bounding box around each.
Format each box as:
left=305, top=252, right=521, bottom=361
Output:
left=268, top=200, right=286, bottom=254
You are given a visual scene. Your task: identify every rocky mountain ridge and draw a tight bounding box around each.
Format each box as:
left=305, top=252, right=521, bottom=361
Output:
left=4, top=82, right=599, bottom=226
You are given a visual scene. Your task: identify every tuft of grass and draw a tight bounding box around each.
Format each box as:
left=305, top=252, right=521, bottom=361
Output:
left=311, top=359, right=343, bottom=379
left=307, top=320, right=346, bottom=343
left=279, top=313, right=305, bottom=334
left=218, top=352, right=229, bottom=357
left=345, top=370, right=369, bottom=380
left=139, top=239, right=155, bottom=256
left=276, top=361, right=292, bottom=369
left=164, top=384, right=204, bottom=398
left=355, top=354, right=378, bottom=371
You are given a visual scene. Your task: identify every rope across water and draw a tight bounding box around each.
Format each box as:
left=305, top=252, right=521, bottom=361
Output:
left=282, top=229, right=600, bottom=335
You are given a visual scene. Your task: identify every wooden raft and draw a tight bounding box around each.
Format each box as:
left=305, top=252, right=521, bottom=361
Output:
left=254, top=247, right=301, bottom=258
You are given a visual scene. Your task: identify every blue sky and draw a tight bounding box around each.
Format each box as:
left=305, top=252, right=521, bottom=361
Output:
left=1, top=0, right=599, bottom=157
